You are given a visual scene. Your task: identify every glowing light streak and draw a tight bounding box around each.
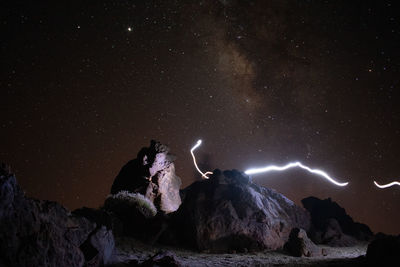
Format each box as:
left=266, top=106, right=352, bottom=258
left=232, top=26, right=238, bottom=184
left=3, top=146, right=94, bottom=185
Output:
left=374, top=180, right=400, bottom=189
left=190, top=140, right=213, bottom=179
left=244, top=161, right=348, bottom=187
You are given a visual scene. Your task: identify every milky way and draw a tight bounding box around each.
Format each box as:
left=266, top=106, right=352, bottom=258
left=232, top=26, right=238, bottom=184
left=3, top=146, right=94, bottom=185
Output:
left=1, top=0, right=400, bottom=234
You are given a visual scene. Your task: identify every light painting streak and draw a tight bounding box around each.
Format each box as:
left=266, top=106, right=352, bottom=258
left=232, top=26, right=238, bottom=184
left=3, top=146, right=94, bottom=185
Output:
left=245, top=161, right=348, bottom=187
left=374, top=180, right=400, bottom=189
left=190, top=140, right=213, bottom=179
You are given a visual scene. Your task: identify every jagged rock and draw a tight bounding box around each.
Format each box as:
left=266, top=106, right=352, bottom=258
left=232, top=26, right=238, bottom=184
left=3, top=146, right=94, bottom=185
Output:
left=167, top=169, right=310, bottom=252
left=0, top=163, right=114, bottom=267
left=302, top=197, right=372, bottom=246
left=284, top=228, right=324, bottom=257
left=366, top=233, right=400, bottom=266
left=110, top=140, right=182, bottom=214
left=141, top=251, right=183, bottom=267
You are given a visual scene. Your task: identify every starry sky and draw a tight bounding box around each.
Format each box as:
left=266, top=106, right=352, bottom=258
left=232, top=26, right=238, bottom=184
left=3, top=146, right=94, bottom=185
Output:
left=1, top=0, right=400, bottom=234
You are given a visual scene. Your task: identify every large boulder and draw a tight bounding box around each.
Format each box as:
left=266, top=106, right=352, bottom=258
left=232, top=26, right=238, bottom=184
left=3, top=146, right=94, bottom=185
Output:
left=0, top=163, right=115, bottom=267
left=167, top=169, right=310, bottom=252
left=366, top=233, right=400, bottom=266
left=110, top=140, right=182, bottom=214
left=284, top=228, right=324, bottom=257
left=302, top=197, right=372, bottom=246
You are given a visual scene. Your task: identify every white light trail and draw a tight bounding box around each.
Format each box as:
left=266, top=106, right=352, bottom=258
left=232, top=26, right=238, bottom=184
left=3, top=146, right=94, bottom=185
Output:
left=374, top=180, right=400, bottom=189
left=244, top=161, right=348, bottom=187
left=190, top=140, right=213, bottom=179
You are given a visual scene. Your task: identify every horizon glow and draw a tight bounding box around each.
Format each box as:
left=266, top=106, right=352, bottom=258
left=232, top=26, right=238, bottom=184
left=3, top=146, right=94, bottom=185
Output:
left=190, top=139, right=213, bottom=179
left=374, top=181, right=400, bottom=189
left=244, top=161, right=349, bottom=187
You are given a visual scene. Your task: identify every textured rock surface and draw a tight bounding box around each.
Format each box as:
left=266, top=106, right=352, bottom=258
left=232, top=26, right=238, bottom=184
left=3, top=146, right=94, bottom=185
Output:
left=168, top=169, right=310, bottom=252
left=111, top=140, right=182, bottom=214
left=284, top=228, right=323, bottom=257
left=0, top=163, right=115, bottom=267
left=302, top=197, right=372, bottom=246
left=366, top=233, right=400, bottom=266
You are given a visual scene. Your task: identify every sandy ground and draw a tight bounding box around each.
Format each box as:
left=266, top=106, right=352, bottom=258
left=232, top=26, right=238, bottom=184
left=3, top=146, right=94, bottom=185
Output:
left=110, top=237, right=368, bottom=266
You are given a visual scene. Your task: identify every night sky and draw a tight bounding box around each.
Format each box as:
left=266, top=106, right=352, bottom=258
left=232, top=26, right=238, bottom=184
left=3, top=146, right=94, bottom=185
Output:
left=1, top=0, right=400, bottom=234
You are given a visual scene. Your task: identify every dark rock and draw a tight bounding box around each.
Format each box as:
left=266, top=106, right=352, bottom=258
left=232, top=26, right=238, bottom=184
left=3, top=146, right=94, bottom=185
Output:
left=104, top=191, right=158, bottom=239
left=110, top=140, right=182, bottom=214
left=284, top=228, right=323, bottom=257
left=103, top=191, right=171, bottom=244
left=81, top=226, right=115, bottom=266
left=141, top=251, right=183, bottom=267
left=321, top=218, right=358, bottom=246
left=302, top=197, right=372, bottom=246
left=366, top=233, right=400, bottom=266
left=167, top=169, right=310, bottom=252
left=73, top=206, right=123, bottom=236
left=104, top=191, right=157, bottom=240
left=0, top=163, right=114, bottom=267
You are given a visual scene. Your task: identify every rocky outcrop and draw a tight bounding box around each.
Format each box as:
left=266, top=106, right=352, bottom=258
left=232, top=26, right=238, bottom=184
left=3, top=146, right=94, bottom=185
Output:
left=110, top=140, right=182, bottom=214
left=284, top=228, right=324, bottom=257
left=366, top=233, right=400, bottom=266
left=302, top=197, right=372, bottom=246
left=167, top=169, right=310, bottom=252
left=0, top=164, right=115, bottom=267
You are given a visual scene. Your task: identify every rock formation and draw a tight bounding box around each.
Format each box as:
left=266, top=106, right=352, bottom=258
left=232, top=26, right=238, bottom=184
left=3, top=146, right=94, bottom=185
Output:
left=1, top=139, right=383, bottom=265
left=167, top=169, right=311, bottom=252
left=366, top=233, right=400, bottom=266
left=0, top=164, right=115, bottom=267
left=284, top=228, right=324, bottom=257
left=302, top=196, right=372, bottom=246
left=110, top=140, right=182, bottom=214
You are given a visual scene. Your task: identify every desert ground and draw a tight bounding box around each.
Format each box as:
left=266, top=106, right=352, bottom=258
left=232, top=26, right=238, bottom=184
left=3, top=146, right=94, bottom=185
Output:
left=111, top=237, right=368, bottom=266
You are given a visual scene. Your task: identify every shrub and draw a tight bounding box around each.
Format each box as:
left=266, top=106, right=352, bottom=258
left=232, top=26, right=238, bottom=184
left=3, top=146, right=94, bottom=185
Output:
left=105, top=191, right=157, bottom=218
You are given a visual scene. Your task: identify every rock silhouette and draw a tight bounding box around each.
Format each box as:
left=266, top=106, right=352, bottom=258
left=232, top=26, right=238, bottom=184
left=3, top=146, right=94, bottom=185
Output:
left=302, top=196, right=373, bottom=246
left=0, top=164, right=115, bottom=267
left=0, top=139, right=383, bottom=266
left=366, top=233, right=400, bottom=266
